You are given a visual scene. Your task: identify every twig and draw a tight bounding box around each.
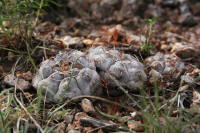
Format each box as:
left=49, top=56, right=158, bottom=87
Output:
left=34, top=0, right=44, bottom=27
left=42, top=38, right=47, bottom=59
left=14, top=77, right=44, bottom=133
left=158, top=76, right=200, bottom=111
left=49, top=95, right=137, bottom=117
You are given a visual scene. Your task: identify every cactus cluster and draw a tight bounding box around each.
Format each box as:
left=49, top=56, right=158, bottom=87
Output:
left=32, top=46, right=147, bottom=102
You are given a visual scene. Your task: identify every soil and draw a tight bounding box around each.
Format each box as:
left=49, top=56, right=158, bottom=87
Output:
left=0, top=0, right=200, bottom=132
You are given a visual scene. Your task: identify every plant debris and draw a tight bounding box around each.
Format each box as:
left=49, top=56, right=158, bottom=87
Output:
left=1, top=0, right=200, bottom=132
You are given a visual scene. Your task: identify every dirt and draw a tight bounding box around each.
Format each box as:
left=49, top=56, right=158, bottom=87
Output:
left=1, top=0, right=200, bottom=132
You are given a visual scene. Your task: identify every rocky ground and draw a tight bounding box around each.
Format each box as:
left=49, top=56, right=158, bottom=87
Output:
left=0, top=0, right=200, bottom=132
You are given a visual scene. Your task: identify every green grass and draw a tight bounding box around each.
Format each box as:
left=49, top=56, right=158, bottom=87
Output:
left=0, top=87, right=68, bottom=133
left=0, top=1, right=199, bottom=132
left=99, top=74, right=200, bottom=133
left=0, top=76, right=199, bottom=132
left=0, top=0, right=56, bottom=71
left=141, top=16, right=157, bottom=53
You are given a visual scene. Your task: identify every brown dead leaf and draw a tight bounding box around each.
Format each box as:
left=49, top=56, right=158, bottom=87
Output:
left=60, top=64, right=71, bottom=72
left=16, top=71, right=32, bottom=81
left=112, top=29, right=120, bottom=42
left=107, top=103, right=119, bottom=115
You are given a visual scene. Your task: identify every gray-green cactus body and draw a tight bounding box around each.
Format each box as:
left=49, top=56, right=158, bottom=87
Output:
left=32, top=46, right=147, bottom=102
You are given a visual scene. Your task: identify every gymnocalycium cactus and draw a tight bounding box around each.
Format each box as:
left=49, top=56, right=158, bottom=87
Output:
left=32, top=46, right=147, bottom=102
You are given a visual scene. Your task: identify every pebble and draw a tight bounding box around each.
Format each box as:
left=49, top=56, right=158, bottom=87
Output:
left=4, top=74, right=30, bottom=90
left=82, top=39, right=94, bottom=46
left=171, top=42, right=198, bottom=59
left=59, top=36, right=83, bottom=48
left=127, top=120, right=144, bottom=132
left=178, top=13, right=197, bottom=26
left=81, top=98, right=95, bottom=113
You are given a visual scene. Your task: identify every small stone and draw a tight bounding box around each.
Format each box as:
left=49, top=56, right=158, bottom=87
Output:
left=74, top=112, right=89, bottom=122
left=160, top=45, right=167, bottom=51
left=171, top=42, right=198, bottom=59
left=178, top=13, right=197, bottom=26
left=82, top=39, right=94, bottom=46
left=150, top=61, right=165, bottom=73
left=192, top=90, right=200, bottom=105
left=145, top=4, right=162, bottom=17
left=127, top=120, right=144, bottom=132
left=61, top=36, right=83, bottom=48
left=4, top=74, right=30, bottom=90
left=149, top=69, right=163, bottom=83
left=127, top=34, right=146, bottom=43
left=149, top=69, right=162, bottom=79
left=81, top=98, right=95, bottom=113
